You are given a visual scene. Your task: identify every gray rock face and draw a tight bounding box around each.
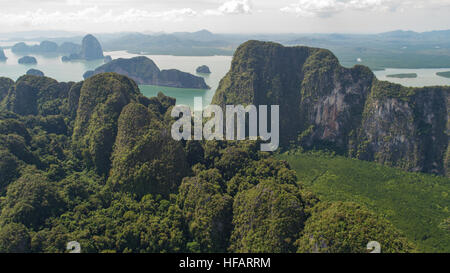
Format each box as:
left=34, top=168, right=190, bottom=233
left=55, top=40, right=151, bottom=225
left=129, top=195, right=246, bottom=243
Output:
left=26, top=69, right=44, bottom=77
left=92, top=56, right=210, bottom=89
left=18, top=56, right=37, bottom=65
left=196, top=65, right=211, bottom=74
left=0, top=48, right=6, bottom=61
left=355, top=84, right=449, bottom=175
left=79, top=34, right=104, bottom=60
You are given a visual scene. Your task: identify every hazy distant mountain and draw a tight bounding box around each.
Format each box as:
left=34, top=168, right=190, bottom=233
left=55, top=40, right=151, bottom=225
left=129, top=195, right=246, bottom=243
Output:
left=11, top=41, right=81, bottom=55
left=102, top=31, right=233, bottom=56
left=4, top=29, right=450, bottom=68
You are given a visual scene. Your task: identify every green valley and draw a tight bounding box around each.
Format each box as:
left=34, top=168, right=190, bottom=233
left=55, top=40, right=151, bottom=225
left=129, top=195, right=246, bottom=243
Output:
left=278, top=152, right=450, bottom=253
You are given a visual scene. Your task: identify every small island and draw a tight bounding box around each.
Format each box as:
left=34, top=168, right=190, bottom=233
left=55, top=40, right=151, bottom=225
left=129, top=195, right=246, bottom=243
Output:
left=196, top=65, right=211, bottom=74
left=18, top=56, right=37, bottom=65
left=91, top=56, right=210, bottom=89
left=386, top=73, right=418, bottom=79
left=436, top=71, right=450, bottom=78
left=0, top=47, right=7, bottom=61
left=26, top=69, right=44, bottom=77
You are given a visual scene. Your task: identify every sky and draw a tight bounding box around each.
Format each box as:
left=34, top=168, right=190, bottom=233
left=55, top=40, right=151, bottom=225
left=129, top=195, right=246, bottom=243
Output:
left=0, top=0, right=450, bottom=34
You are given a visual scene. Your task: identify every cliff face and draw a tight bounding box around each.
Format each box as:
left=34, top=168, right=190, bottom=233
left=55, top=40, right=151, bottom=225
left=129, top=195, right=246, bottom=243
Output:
left=92, top=56, right=210, bottom=89
left=212, top=41, right=449, bottom=176
left=355, top=82, right=449, bottom=175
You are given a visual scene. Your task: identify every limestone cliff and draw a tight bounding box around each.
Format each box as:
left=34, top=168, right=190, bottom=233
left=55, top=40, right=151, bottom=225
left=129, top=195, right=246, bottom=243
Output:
left=212, top=41, right=449, bottom=176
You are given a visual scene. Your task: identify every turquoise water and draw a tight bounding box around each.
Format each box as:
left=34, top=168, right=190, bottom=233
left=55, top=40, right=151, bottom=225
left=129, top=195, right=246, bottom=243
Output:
left=374, top=68, right=450, bottom=87
left=0, top=49, right=232, bottom=108
left=0, top=49, right=104, bottom=82
left=104, top=52, right=232, bottom=108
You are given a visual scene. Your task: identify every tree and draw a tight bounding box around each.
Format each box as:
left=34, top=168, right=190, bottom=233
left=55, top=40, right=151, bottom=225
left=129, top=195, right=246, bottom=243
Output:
left=296, top=202, right=416, bottom=253
left=0, top=223, right=31, bottom=253
left=230, top=180, right=306, bottom=253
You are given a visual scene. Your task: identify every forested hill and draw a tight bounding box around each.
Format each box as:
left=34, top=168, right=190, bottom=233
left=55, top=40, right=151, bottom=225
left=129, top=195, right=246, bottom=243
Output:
left=0, top=72, right=419, bottom=253
left=213, top=41, right=450, bottom=177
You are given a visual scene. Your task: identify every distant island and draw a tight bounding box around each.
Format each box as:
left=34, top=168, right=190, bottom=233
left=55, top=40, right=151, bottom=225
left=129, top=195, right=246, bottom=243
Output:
left=386, top=73, right=418, bottom=78
left=86, top=56, right=210, bottom=89
left=18, top=56, right=37, bottom=65
left=0, top=47, right=6, bottom=61
left=26, top=69, right=44, bottom=77
left=62, top=34, right=104, bottom=61
left=12, top=41, right=80, bottom=55
left=436, top=71, right=450, bottom=78
left=196, top=65, right=211, bottom=74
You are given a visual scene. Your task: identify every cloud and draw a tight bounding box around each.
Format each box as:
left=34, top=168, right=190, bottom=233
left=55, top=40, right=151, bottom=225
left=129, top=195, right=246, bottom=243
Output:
left=0, top=6, right=198, bottom=28
left=280, top=0, right=394, bottom=17
left=114, top=8, right=197, bottom=23
left=204, top=0, right=253, bottom=16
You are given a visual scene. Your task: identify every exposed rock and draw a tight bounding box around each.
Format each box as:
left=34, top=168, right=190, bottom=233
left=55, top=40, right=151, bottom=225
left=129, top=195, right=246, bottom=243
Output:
left=196, top=65, right=211, bottom=74
left=212, top=41, right=450, bottom=176
left=61, top=56, right=70, bottom=62
left=26, top=69, right=44, bottom=77
left=18, top=56, right=37, bottom=65
left=355, top=82, right=448, bottom=175
left=92, top=56, right=210, bottom=89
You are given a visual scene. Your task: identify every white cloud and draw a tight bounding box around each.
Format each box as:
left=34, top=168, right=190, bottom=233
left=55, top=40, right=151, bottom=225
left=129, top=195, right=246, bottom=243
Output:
left=280, top=0, right=394, bottom=17
left=0, top=6, right=198, bottom=28
left=204, top=0, right=253, bottom=16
